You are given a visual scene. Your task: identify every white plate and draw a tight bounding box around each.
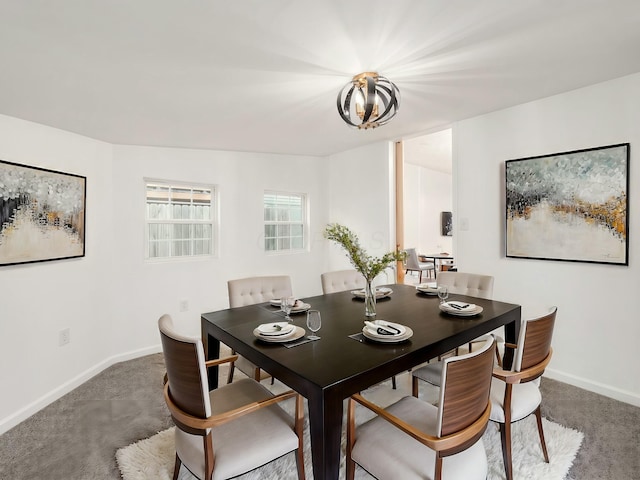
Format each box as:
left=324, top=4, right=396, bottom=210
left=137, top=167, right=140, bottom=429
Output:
left=416, top=285, right=439, bottom=295
left=362, top=325, right=413, bottom=343
left=256, top=322, right=295, bottom=336
left=269, top=299, right=311, bottom=313
left=351, top=287, right=393, bottom=299
left=254, top=325, right=306, bottom=343
left=290, top=302, right=311, bottom=313
left=439, top=302, right=483, bottom=316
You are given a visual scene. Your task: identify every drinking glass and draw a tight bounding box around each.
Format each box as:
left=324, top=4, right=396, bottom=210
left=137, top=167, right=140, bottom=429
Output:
left=437, top=285, right=449, bottom=304
left=306, top=310, right=321, bottom=340
left=281, top=296, right=296, bottom=321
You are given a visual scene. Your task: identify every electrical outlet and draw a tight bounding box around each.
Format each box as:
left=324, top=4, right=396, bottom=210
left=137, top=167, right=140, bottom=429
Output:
left=59, top=328, right=70, bottom=346
left=179, top=300, right=189, bottom=312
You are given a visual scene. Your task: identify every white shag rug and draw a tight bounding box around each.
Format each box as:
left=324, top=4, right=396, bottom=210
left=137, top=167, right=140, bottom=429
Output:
left=117, top=374, right=583, bottom=480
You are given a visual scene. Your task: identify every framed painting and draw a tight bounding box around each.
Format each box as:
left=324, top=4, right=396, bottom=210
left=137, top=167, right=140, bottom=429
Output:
left=0, top=160, right=86, bottom=266
left=505, top=143, right=629, bottom=265
left=441, top=211, right=452, bottom=236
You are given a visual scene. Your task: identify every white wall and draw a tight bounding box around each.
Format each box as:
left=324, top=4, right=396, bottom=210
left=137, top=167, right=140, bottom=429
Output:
left=326, top=142, right=397, bottom=283
left=0, top=118, right=336, bottom=433
left=453, top=72, right=640, bottom=406
left=403, top=163, right=453, bottom=254
left=0, top=115, right=115, bottom=431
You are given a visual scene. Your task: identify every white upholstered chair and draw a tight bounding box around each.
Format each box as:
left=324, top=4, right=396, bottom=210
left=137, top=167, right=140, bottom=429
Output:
left=226, top=275, right=293, bottom=383
left=346, top=336, right=496, bottom=480
left=158, top=314, right=305, bottom=480
left=321, top=269, right=366, bottom=294
left=404, top=248, right=435, bottom=283
left=490, top=306, right=556, bottom=480
left=435, top=271, right=494, bottom=298
left=411, top=272, right=495, bottom=396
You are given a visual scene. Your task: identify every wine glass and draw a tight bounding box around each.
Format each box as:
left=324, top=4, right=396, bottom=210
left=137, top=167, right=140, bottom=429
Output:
left=306, top=310, right=321, bottom=340
left=437, top=285, right=449, bottom=304
left=281, top=296, right=296, bottom=321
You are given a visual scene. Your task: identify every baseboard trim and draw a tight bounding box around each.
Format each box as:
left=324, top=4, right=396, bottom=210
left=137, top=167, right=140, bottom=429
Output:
left=545, top=367, right=640, bottom=407
left=0, top=344, right=162, bottom=435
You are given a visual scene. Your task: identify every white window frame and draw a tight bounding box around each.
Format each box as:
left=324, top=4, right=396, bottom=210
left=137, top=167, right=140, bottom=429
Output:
left=263, top=190, right=308, bottom=254
left=144, top=179, right=218, bottom=261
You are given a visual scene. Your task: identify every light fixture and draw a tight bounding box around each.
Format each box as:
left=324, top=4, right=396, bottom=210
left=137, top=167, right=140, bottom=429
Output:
left=336, top=72, right=400, bottom=129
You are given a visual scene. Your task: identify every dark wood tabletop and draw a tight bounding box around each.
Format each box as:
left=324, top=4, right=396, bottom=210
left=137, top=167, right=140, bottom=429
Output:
left=201, top=283, right=520, bottom=480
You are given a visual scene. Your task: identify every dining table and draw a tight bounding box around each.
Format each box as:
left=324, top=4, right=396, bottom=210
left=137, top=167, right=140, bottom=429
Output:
left=201, top=283, right=520, bottom=480
left=418, top=253, right=455, bottom=279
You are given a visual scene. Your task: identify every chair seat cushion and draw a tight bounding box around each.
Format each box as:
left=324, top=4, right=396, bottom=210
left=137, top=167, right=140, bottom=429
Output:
left=175, top=379, right=298, bottom=480
left=411, top=361, right=443, bottom=386
left=489, top=377, right=542, bottom=423
left=352, top=396, right=487, bottom=480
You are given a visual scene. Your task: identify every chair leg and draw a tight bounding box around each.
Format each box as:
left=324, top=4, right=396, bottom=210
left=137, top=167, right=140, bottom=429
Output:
left=172, top=453, right=181, bottom=480
left=391, top=375, right=397, bottom=390
left=534, top=406, right=550, bottom=463
left=294, top=394, right=306, bottom=480
left=204, top=433, right=215, bottom=480
left=254, top=367, right=261, bottom=381
left=227, top=361, right=235, bottom=384
left=434, top=454, right=443, bottom=480
left=412, top=375, right=419, bottom=397
left=346, top=398, right=357, bottom=480
left=499, top=422, right=514, bottom=480
left=500, top=383, right=514, bottom=480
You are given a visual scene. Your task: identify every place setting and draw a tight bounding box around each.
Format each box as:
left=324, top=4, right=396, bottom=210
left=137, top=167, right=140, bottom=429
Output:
left=415, top=282, right=438, bottom=295
left=436, top=285, right=484, bottom=316
left=269, top=296, right=312, bottom=320
left=351, top=286, right=393, bottom=300
left=254, top=309, right=323, bottom=347
left=361, top=319, right=413, bottom=343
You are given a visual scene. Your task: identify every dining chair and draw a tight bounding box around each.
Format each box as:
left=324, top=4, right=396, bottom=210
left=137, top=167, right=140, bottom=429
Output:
left=411, top=272, right=496, bottom=396
left=320, top=269, right=366, bottom=294
left=436, top=271, right=494, bottom=298
left=226, top=275, right=293, bottom=383
left=489, top=306, right=557, bottom=480
left=158, top=314, right=306, bottom=480
left=404, top=248, right=435, bottom=283
left=346, top=336, right=496, bottom=480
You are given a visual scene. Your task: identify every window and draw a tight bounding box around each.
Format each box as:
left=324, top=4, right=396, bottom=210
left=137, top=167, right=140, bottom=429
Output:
left=145, top=181, right=216, bottom=260
left=264, top=191, right=306, bottom=252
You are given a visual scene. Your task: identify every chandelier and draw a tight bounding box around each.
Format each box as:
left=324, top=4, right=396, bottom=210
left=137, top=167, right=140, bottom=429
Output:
left=336, top=72, right=400, bottom=129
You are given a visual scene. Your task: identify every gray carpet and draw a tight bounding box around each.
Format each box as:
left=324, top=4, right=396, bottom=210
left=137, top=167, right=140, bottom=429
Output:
left=1, top=352, right=638, bottom=479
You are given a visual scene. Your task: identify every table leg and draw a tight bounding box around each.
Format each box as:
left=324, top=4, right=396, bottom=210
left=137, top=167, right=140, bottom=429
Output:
left=307, top=391, right=344, bottom=480
left=502, top=309, right=520, bottom=370
left=201, top=328, right=220, bottom=389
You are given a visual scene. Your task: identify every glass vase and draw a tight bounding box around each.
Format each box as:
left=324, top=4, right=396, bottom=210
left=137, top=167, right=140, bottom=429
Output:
left=364, top=280, right=377, bottom=317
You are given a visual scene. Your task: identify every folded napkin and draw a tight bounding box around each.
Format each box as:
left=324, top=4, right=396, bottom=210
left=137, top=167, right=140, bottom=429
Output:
left=364, top=320, right=403, bottom=336
left=445, top=301, right=476, bottom=311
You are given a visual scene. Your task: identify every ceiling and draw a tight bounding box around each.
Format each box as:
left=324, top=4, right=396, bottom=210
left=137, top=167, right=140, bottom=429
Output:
left=1, top=1, right=639, bottom=157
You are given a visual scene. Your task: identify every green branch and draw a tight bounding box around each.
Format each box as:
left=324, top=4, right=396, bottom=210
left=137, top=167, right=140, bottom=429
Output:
left=324, top=223, right=405, bottom=282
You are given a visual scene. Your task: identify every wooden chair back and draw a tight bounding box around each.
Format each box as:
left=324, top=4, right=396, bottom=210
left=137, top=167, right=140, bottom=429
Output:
left=514, top=307, right=557, bottom=373
left=158, top=314, right=211, bottom=435
left=438, top=336, right=495, bottom=438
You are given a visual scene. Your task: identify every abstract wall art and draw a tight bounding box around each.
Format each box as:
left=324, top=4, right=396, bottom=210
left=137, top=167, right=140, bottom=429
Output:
left=441, top=211, right=452, bottom=236
left=505, top=143, right=629, bottom=265
left=0, top=160, right=86, bottom=266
